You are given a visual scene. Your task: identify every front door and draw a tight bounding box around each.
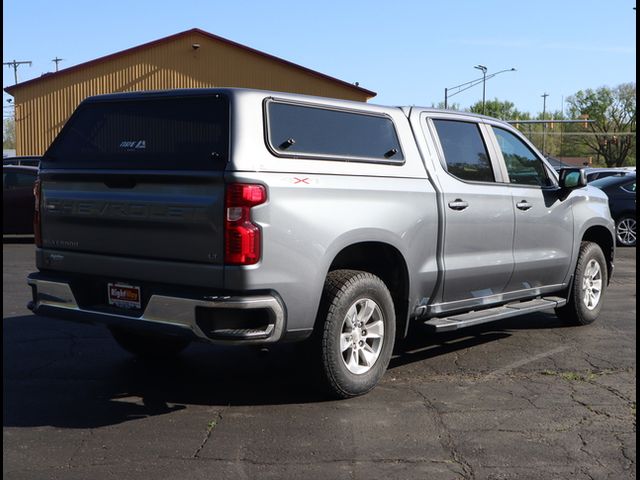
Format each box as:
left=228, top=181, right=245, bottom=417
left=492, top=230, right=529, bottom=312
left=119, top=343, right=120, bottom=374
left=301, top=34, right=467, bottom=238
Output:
left=490, top=126, right=574, bottom=291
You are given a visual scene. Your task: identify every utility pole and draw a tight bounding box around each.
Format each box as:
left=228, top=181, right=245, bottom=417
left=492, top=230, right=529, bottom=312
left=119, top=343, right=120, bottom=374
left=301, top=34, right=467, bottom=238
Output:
left=52, top=57, right=64, bottom=71
left=3, top=59, right=32, bottom=84
left=541, top=93, right=549, bottom=155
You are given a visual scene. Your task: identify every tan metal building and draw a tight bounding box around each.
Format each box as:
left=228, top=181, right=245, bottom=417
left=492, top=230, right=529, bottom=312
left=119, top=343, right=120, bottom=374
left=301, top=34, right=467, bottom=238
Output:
left=4, top=28, right=376, bottom=155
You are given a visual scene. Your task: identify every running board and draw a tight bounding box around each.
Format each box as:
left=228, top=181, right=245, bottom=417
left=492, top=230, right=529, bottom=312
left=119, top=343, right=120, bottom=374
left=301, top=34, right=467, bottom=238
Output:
left=423, top=297, right=567, bottom=332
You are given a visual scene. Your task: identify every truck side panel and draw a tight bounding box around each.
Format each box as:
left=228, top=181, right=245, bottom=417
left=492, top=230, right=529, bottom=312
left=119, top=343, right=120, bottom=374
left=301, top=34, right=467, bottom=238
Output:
left=223, top=172, right=439, bottom=333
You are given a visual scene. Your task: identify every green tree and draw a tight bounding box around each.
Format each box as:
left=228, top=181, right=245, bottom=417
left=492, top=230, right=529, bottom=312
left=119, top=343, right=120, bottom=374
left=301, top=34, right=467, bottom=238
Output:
left=432, top=101, right=462, bottom=110
left=3, top=117, right=15, bottom=149
left=565, top=83, right=636, bottom=167
left=468, top=98, right=530, bottom=121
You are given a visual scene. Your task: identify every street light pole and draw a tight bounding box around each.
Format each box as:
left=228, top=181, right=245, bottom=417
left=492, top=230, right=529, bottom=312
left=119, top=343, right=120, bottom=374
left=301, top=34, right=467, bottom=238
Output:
left=443, top=67, right=516, bottom=111
left=474, top=65, right=487, bottom=114
left=541, top=93, right=549, bottom=155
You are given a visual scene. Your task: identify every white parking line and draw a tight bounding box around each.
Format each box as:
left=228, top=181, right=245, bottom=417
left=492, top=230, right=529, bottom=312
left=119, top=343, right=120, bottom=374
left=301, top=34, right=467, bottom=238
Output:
left=482, top=346, right=569, bottom=380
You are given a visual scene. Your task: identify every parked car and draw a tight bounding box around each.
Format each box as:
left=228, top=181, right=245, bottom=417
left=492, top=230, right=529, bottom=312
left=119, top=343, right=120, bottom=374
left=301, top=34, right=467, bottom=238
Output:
left=583, top=167, right=633, bottom=183
left=590, top=172, right=636, bottom=247
left=545, top=156, right=572, bottom=171
left=3, top=156, right=41, bottom=167
left=3, top=165, right=38, bottom=234
left=27, top=89, right=615, bottom=398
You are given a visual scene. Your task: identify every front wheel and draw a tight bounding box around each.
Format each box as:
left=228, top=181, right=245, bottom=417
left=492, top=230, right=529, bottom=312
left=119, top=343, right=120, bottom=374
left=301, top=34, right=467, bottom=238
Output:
left=316, top=270, right=396, bottom=398
left=556, top=241, right=608, bottom=326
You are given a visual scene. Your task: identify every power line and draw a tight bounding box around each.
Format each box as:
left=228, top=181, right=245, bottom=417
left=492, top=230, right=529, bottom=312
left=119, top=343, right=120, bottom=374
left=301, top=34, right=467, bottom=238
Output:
left=521, top=131, right=636, bottom=137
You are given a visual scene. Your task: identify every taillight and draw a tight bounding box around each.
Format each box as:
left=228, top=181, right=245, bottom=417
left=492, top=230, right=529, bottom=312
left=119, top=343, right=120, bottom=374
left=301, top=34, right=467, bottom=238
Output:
left=224, top=183, right=266, bottom=265
left=33, top=177, right=42, bottom=247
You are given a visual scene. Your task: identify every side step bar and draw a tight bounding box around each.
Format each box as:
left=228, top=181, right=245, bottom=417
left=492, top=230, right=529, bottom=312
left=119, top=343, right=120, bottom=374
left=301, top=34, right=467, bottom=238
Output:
left=424, top=297, right=567, bottom=332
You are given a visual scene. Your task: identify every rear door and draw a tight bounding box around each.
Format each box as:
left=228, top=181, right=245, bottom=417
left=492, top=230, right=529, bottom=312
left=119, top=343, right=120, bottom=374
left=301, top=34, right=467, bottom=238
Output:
left=40, top=93, right=229, bottom=267
left=426, top=116, right=515, bottom=307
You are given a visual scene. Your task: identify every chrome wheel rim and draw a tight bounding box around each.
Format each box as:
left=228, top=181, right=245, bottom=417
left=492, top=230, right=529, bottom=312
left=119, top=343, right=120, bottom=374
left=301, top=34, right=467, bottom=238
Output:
left=582, top=259, right=603, bottom=311
left=340, top=298, right=384, bottom=375
left=616, top=218, right=636, bottom=246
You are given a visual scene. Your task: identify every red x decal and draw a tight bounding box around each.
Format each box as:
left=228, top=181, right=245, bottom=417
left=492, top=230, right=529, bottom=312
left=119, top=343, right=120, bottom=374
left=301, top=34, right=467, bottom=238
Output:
left=293, top=177, right=310, bottom=184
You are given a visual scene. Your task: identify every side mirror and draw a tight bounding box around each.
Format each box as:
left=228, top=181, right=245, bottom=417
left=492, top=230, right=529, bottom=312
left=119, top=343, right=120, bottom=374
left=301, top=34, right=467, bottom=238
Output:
left=559, top=168, right=587, bottom=189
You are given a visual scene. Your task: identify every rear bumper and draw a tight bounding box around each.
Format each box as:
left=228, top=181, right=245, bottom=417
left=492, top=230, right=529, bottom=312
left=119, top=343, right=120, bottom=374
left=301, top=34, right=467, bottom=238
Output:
left=27, top=273, right=286, bottom=345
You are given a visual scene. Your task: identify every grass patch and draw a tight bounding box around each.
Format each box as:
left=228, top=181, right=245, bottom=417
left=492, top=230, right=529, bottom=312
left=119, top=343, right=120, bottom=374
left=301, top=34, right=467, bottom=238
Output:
left=541, top=370, right=599, bottom=382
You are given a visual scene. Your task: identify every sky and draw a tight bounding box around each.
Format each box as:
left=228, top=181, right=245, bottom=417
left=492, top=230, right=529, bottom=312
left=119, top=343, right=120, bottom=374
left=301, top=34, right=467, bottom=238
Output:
left=2, top=0, right=637, bottom=118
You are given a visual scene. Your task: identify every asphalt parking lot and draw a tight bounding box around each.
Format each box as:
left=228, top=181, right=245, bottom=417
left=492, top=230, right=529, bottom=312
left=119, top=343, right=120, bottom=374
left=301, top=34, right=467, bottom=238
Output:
left=3, top=241, right=636, bottom=480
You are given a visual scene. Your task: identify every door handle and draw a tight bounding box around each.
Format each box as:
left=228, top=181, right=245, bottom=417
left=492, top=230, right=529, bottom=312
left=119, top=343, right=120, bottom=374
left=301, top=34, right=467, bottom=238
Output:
left=516, top=200, right=532, bottom=211
left=448, top=199, right=469, bottom=211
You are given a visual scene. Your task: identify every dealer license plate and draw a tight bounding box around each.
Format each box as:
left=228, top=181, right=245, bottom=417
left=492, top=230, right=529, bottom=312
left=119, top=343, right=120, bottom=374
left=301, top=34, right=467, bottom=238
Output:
left=108, top=283, right=141, bottom=310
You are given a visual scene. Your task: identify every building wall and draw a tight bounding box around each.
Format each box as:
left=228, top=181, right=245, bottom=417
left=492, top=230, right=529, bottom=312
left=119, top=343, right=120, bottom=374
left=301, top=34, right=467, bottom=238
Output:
left=11, top=31, right=371, bottom=155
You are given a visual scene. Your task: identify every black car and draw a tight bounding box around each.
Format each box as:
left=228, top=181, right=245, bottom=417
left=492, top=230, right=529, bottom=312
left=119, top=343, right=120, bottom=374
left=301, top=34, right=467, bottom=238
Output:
left=3, top=156, right=41, bottom=167
left=3, top=165, right=38, bottom=235
left=583, top=167, right=633, bottom=183
left=590, top=172, right=636, bottom=247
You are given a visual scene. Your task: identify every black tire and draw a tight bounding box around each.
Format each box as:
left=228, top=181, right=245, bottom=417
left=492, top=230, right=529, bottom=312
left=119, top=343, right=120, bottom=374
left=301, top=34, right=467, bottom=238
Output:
left=316, top=270, right=396, bottom=399
left=109, top=326, right=191, bottom=359
left=615, top=215, right=636, bottom=247
left=555, top=242, right=608, bottom=326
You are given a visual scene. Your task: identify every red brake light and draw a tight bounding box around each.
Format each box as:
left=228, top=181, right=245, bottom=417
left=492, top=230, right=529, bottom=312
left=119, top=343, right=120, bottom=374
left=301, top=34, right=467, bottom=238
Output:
left=33, top=177, right=42, bottom=247
left=224, top=183, right=266, bottom=265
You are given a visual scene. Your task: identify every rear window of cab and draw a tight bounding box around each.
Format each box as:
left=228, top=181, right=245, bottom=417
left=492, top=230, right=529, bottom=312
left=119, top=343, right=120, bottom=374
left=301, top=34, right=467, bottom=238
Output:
left=265, top=100, right=404, bottom=164
left=43, top=94, right=229, bottom=171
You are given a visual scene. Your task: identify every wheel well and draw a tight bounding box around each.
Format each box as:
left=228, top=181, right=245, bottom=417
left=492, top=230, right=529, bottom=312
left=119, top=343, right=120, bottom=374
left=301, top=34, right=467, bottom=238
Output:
left=328, top=242, right=410, bottom=340
left=582, top=226, right=614, bottom=281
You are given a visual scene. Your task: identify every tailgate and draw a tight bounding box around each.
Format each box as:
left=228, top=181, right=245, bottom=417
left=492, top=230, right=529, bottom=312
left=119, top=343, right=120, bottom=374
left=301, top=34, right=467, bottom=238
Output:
left=40, top=171, right=225, bottom=264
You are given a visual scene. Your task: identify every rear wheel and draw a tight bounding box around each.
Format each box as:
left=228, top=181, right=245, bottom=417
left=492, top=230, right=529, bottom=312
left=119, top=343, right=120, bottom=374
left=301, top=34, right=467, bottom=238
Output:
left=615, top=215, right=636, bottom=247
left=556, top=242, right=608, bottom=325
left=316, top=270, right=395, bottom=398
left=109, top=327, right=191, bottom=358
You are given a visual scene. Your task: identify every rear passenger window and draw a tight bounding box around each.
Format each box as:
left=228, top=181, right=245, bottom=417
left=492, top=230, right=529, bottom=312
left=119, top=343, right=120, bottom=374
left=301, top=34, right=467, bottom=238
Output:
left=432, top=119, right=495, bottom=182
left=267, top=101, right=403, bottom=163
left=492, top=127, right=553, bottom=187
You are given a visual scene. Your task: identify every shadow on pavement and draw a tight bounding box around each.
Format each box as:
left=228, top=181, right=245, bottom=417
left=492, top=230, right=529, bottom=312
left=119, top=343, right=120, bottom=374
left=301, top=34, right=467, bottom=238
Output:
left=390, top=310, right=569, bottom=369
left=3, top=310, right=571, bottom=429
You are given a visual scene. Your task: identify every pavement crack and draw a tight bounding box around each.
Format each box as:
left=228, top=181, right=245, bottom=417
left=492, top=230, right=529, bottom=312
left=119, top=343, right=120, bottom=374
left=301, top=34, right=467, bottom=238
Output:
left=586, top=377, right=635, bottom=405
left=486, top=382, right=541, bottom=410
left=192, top=410, right=224, bottom=459
left=577, top=432, right=607, bottom=471
left=411, top=386, right=475, bottom=479
left=583, top=351, right=617, bottom=371
left=614, top=433, right=636, bottom=470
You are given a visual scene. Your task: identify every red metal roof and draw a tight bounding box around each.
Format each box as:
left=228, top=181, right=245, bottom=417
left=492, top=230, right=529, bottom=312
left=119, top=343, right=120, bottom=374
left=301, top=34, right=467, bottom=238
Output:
left=4, top=28, right=376, bottom=98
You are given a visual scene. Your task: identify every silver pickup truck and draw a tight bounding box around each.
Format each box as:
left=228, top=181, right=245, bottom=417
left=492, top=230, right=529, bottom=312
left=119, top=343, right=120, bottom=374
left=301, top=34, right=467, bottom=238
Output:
left=28, top=88, right=615, bottom=398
